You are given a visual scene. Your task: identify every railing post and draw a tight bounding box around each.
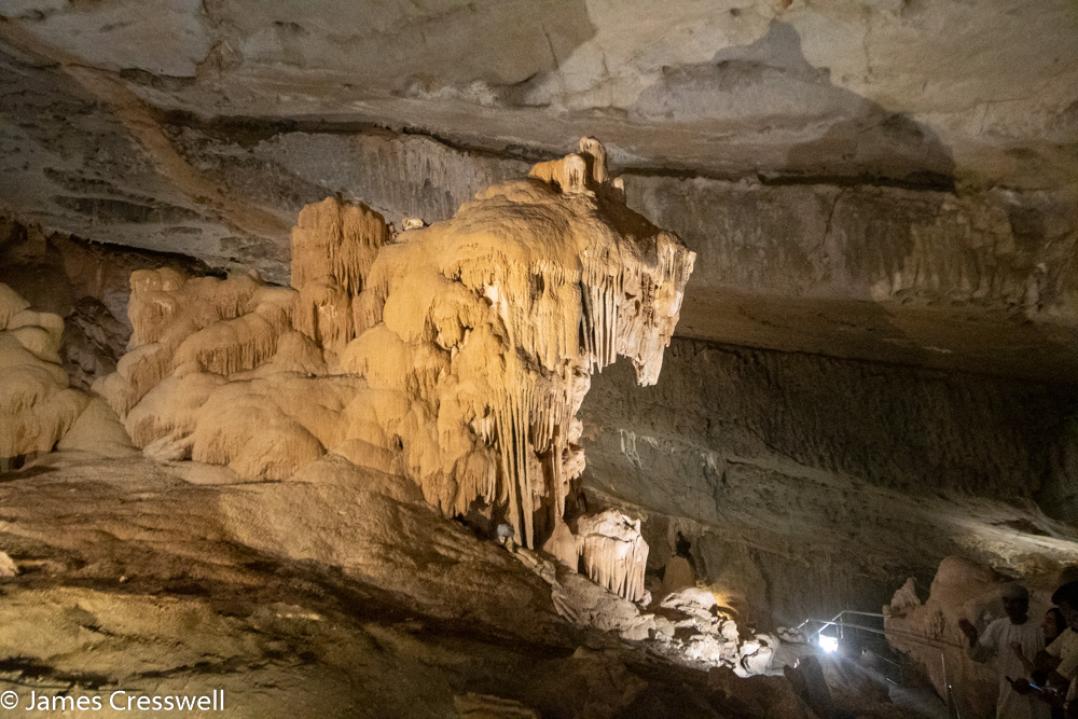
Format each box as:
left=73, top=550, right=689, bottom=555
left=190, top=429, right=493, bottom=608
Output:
left=941, top=650, right=960, bottom=719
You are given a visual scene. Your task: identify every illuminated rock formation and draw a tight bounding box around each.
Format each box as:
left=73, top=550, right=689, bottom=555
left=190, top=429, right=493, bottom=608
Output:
left=98, top=138, right=695, bottom=572
left=0, top=283, right=88, bottom=463
left=575, top=510, right=650, bottom=604
left=349, top=138, right=695, bottom=550
left=291, top=197, right=388, bottom=359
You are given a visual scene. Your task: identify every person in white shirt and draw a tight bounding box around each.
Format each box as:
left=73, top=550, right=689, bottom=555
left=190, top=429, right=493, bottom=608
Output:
left=1042, top=582, right=1078, bottom=717
left=959, top=583, right=1050, bottom=719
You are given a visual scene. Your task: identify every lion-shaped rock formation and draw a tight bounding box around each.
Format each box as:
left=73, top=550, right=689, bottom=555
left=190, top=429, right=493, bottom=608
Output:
left=96, top=138, right=695, bottom=597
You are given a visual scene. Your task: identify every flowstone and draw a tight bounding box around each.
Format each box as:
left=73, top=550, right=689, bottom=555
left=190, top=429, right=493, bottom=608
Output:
left=97, top=138, right=695, bottom=597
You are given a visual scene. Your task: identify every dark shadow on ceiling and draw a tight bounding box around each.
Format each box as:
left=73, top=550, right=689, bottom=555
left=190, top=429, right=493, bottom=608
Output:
left=633, top=20, right=956, bottom=190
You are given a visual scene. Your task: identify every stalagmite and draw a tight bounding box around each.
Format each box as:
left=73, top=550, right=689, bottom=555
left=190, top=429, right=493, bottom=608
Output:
left=100, top=138, right=694, bottom=592
left=575, top=510, right=650, bottom=604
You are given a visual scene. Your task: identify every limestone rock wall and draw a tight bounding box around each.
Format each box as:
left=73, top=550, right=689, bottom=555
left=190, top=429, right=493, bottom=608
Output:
left=3, top=32, right=1074, bottom=335
left=581, top=336, right=1078, bottom=626
left=628, top=177, right=1078, bottom=319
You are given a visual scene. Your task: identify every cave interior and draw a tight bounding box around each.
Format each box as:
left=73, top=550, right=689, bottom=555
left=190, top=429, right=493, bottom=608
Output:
left=1, top=2, right=1077, bottom=718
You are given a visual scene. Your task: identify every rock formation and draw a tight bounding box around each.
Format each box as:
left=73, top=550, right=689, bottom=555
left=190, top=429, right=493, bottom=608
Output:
left=575, top=510, right=650, bottom=604
left=3, top=3, right=1076, bottom=715
left=0, top=283, right=88, bottom=465
left=96, top=138, right=694, bottom=573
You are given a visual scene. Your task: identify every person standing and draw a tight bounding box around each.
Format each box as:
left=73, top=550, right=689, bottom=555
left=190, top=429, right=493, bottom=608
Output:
left=1013, top=608, right=1067, bottom=719
left=959, top=583, right=1050, bottom=719
left=1044, top=583, right=1078, bottom=717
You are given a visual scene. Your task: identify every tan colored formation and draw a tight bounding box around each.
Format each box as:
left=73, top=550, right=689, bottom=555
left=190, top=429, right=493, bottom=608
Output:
left=0, top=283, right=88, bottom=462
left=95, top=138, right=694, bottom=596
left=574, top=510, right=650, bottom=603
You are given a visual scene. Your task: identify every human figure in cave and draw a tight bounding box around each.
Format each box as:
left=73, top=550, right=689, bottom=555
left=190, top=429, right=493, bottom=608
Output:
left=1011, top=608, right=1067, bottom=719
left=1034, top=582, right=1078, bottom=718
left=959, top=583, right=1050, bottom=719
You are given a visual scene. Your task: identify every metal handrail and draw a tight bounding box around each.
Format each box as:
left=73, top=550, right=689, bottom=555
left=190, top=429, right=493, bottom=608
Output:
left=795, top=609, right=884, bottom=634
left=794, top=610, right=963, bottom=719
left=799, top=616, right=965, bottom=651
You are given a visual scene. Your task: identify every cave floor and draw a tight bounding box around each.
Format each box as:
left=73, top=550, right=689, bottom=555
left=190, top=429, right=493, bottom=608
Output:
left=0, top=452, right=752, bottom=719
